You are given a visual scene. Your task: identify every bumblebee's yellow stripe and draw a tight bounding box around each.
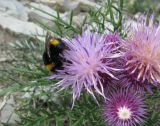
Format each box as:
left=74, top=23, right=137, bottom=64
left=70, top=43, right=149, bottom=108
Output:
left=50, top=39, right=60, bottom=46
left=46, top=64, right=55, bottom=70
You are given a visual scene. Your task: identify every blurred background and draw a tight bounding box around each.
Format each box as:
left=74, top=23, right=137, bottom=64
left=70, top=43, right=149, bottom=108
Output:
left=0, top=0, right=160, bottom=125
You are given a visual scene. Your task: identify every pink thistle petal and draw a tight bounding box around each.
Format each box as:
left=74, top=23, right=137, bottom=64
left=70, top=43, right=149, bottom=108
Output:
left=124, top=15, right=160, bottom=86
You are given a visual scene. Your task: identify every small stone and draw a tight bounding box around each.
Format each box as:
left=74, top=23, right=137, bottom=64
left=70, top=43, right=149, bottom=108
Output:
left=0, top=57, right=8, bottom=62
left=21, top=92, right=32, bottom=99
left=0, top=96, right=20, bottom=124
left=0, top=0, right=28, bottom=21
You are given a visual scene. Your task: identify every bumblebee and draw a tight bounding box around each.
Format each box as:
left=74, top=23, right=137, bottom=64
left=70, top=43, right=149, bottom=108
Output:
left=43, top=32, right=65, bottom=72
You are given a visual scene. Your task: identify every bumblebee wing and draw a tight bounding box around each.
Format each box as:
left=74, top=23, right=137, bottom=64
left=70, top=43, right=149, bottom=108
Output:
left=45, top=32, right=50, bottom=50
left=45, top=32, right=53, bottom=58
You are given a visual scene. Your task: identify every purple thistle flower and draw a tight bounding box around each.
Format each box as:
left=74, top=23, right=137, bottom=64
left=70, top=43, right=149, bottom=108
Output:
left=105, top=33, right=121, bottom=43
left=103, top=88, right=147, bottom=126
left=49, top=29, right=122, bottom=105
left=104, top=33, right=121, bottom=51
left=124, top=15, right=160, bottom=86
left=111, top=58, right=154, bottom=94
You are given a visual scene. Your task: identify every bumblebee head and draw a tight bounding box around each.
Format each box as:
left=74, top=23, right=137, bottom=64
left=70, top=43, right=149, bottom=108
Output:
left=49, top=39, right=66, bottom=52
left=49, top=39, right=60, bottom=46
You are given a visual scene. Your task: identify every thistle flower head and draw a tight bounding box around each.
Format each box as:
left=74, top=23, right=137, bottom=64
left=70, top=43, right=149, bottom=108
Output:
left=124, top=15, right=160, bottom=85
left=103, top=88, right=147, bottom=126
left=104, top=33, right=121, bottom=51
left=117, top=73, right=154, bottom=94
left=50, top=28, right=122, bottom=105
left=109, top=57, right=154, bottom=94
left=105, top=33, right=121, bottom=43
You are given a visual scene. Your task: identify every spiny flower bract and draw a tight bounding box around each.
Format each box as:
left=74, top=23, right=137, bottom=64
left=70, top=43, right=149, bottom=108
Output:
left=50, top=29, right=122, bottom=105
left=103, top=88, right=147, bottom=126
left=124, top=15, right=160, bottom=86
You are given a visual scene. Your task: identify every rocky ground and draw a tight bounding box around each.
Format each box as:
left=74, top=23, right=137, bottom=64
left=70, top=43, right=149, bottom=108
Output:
left=0, top=0, right=102, bottom=125
left=0, top=0, right=101, bottom=63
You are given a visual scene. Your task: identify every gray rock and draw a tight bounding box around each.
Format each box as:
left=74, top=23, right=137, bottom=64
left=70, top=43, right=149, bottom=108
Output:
left=73, top=13, right=88, bottom=27
left=0, top=0, right=28, bottom=21
left=78, top=0, right=101, bottom=11
left=0, top=12, right=46, bottom=41
left=28, top=2, right=67, bottom=27
left=63, top=0, right=100, bottom=12
left=0, top=96, right=20, bottom=124
left=63, top=0, right=80, bottom=12
left=29, top=2, right=58, bottom=20
left=38, top=0, right=101, bottom=13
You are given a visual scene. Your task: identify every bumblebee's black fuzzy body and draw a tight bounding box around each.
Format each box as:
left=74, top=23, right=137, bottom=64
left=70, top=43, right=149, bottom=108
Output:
left=43, top=33, right=65, bottom=72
